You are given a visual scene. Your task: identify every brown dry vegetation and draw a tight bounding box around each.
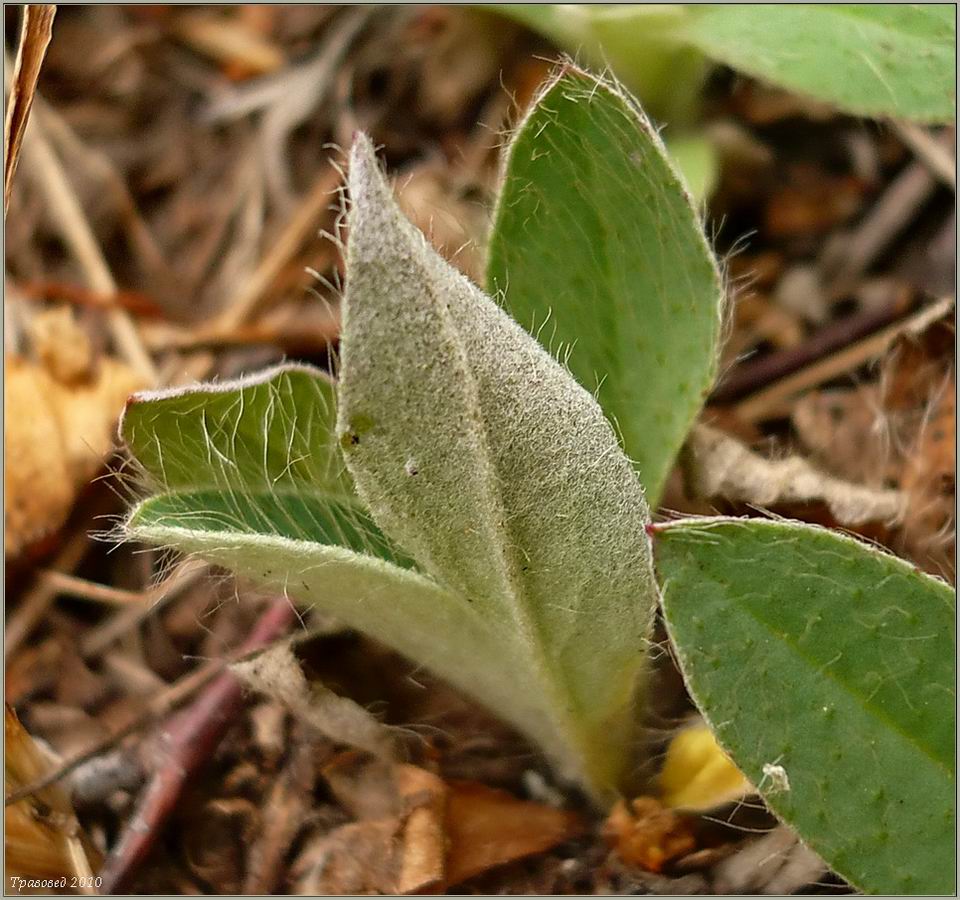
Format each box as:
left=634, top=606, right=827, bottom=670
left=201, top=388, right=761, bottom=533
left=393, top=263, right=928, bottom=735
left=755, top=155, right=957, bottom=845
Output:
left=4, top=5, right=954, bottom=895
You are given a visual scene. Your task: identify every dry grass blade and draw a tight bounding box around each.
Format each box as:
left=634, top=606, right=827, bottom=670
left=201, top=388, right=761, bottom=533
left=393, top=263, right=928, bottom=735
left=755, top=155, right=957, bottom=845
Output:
left=736, top=295, right=955, bottom=421
left=892, top=121, right=956, bottom=190
left=20, top=108, right=158, bottom=382
left=683, top=424, right=905, bottom=526
left=3, top=4, right=56, bottom=217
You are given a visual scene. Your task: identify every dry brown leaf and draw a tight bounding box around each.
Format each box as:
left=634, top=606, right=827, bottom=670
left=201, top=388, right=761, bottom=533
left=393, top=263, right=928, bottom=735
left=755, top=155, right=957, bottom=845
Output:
left=4, top=344, right=142, bottom=558
left=4, top=355, right=74, bottom=559
left=602, top=796, right=697, bottom=874
left=231, top=642, right=396, bottom=760
left=394, top=764, right=449, bottom=894
left=4, top=705, right=101, bottom=892
left=3, top=5, right=56, bottom=215
left=683, top=424, right=905, bottom=526
left=313, top=756, right=583, bottom=892
left=765, top=168, right=865, bottom=238
left=291, top=762, right=448, bottom=894
left=884, top=340, right=956, bottom=572
left=792, top=387, right=892, bottom=485
left=903, top=375, right=954, bottom=499
left=444, top=780, right=585, bottom=887
left=792, top=336, right=955, bottom=574
left=170, top=10, right=284, bottom=78
left=290, top=818, right=400, bottom=895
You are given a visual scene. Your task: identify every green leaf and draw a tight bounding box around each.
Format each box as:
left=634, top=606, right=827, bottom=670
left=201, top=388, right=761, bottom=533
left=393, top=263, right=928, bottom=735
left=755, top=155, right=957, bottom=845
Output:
left=122, top=363, right=351, bottom=498
left=487, top=66, right=723, bottom=506
left=125, top=512, right=540, bottom=744
left=663, top=132, right=718, bottom=206
left=677, top=5, right=956, bottom=123
left=654, top=517, right=956, bottom=895
left=123, top=366, right=556, bottom=757
left=121, top=364, right=413, bottom=566
left=338, top=133, right=658, bottom=798
left=129, top=489, right=412, bottom=568
left=486, top=5, right=709, bottom=123
left=487, top=5, right=955, bottom=123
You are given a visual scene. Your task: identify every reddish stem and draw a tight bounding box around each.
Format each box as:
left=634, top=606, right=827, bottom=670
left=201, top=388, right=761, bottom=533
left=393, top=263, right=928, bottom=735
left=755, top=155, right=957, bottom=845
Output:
left=98, top=599, right=296, bottom=893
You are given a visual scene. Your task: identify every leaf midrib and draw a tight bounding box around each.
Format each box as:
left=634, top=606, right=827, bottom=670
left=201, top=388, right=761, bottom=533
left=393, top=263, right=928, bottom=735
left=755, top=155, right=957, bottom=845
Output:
left=424, top=251, right=599, bottom=774
left=717, top=587, right=953, bottom=778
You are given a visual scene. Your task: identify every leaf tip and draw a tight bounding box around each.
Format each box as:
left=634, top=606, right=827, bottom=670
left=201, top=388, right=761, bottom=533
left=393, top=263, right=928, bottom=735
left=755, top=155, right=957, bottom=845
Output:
left=347, top=131, right=391, bottom=214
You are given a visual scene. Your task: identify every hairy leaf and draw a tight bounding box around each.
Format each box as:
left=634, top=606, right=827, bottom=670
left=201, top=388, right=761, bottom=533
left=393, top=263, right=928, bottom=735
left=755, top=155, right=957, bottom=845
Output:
left=486, top=5, right=708, bottom=123
left=125, top=512, right=547, bottom=744
left=122, top=364, right=406, bottom=562
left=123, top=364, right=350, bottom=498
left=678, top=5, right=956, bottom=124
left=487, top=66, right=723, bottom=506
left=488, top=5, right=955, bottom=124
left=130, top=489, right=411, bottom=567
left=339, top=133, right=657, bottom=797
left=655, top=517, right=956, bottom=895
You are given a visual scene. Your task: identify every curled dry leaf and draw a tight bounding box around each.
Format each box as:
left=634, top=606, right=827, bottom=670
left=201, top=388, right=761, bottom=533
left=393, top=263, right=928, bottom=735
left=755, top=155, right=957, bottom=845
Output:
left=444, top=780, right=584, bottom=887
left=394, top=764, right=448, bottom=894
left=602, top=796, right=697, bottom=875
left=299, top=755, right=583, bottom=893
left=683, top=424, right=905, bottom=526
left=792, top=387, right=891, bottom=485
left=790, top=341, right=956, bottom=573
left=5, top=310, right=144, bottom=558
left=290, top=762, right=447, bottom=894
left=230, top=641, right=395, bottom=760
left=4, top=705, right=101, bottom=890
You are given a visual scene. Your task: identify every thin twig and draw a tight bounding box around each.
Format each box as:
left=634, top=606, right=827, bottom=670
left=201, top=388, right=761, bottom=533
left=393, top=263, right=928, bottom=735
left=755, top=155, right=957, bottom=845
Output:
left=257, top=6, right=375, bottom=209
left=4, top=598, right=295, bottom=809
left=97, top=598, right=297, bottom=894
left=5, top=525, right=93, bottom=659
left=139, top=311, right=340, bottom=354
left=735, top=296, right=955, bottom=422
left=18, top=279, right=164, bottom=317
left=711, top=296, right=911, bottom=404
left=211, top=164, right=343, bottom=333
left=37, top=98, right=177, bottom=292
left=38, top=570, right=151, bottom=606
left=176, top=162, right=342, bottom=384
left=820, top=157, right=941, bottom=296
left=79, top=561, right=206, bottom=660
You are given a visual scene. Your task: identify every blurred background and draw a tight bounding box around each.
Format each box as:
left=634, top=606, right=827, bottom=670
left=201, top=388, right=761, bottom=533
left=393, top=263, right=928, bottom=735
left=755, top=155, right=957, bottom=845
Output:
left=4, top=5, right=955, bottom=894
